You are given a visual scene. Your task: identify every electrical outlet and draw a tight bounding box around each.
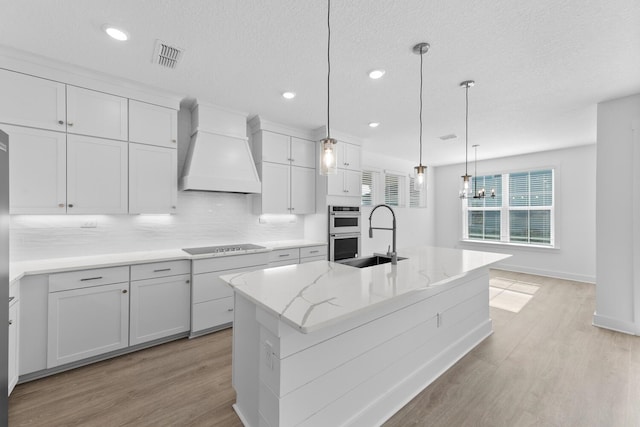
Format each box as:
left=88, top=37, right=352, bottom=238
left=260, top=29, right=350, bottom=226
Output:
left=81, top=220, right=98, bottom=228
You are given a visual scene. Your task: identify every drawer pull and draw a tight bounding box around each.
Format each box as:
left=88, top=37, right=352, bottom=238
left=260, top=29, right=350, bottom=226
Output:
left=122, top=289, right=128, bottom=294
left=227, top=308, right=234, bottom=312
left=153, top=268, right=171, bottom=272
left=309, top=250, right=319, bottom=254
left=278, top=254, right=290, bottom=258
left=80, top=276, right=103, bottom=281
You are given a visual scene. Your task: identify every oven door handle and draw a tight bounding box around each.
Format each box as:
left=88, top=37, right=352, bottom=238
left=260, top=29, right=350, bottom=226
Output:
left=330, top=233, right=362, bottom=238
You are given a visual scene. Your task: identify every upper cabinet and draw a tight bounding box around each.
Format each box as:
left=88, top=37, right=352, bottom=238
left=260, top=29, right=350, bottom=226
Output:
left=250, top=124, right=317, bottom=215
left=340, top=141, right=362, bottom=171
left=66, top=86, right=128, bottom=141
left=0, top=68, right=179, bottom=215
left=0, top=69, right=66, bottom=132
left=129, top=100, right=178, bottom=148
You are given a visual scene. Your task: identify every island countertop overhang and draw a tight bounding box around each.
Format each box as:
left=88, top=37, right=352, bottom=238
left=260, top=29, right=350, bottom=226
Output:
left=220, top=246, right=510, bottom=334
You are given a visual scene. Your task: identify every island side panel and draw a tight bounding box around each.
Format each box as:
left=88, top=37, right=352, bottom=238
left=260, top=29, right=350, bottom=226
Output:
left=232, top=293, right=261, bottom=427
left=253, top=267, right=492, bottom=427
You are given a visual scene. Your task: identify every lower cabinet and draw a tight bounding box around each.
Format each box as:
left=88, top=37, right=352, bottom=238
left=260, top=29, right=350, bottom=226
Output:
left=47, top=282, right=130, bottom=368
left=129, top=273, right=190, bottom=346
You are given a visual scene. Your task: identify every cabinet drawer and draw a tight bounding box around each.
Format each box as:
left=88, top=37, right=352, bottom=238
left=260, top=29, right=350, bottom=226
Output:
left=49, top=266, right=129, bottom=292
left=300, top=255, right=328, bottom=264
left=300, top=245, right=327, bottom=259
left=268, top=248, right=300, bottom=263
left=192, top=297, right=234, bottom=332
left=131, top=260, right=190, bottom=281
left=268, top=259, right=299, bottom=268
left=192, top=252, right=268, bottom=275
left=193, top=265, right=264, bottom=303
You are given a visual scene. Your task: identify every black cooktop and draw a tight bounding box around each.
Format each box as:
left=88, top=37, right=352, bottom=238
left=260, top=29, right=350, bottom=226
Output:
left=182, top=243, right=266, bottom=255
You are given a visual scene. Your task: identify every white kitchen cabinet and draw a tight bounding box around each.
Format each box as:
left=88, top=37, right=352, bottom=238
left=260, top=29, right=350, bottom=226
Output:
left=5, top=124, right=67, bottom=214
left=259, top=162, right=290, bottom=214
left=67, top=134, right=128, bottom=214
left=256, top=131, right=316, bottom=168
left=191, top=253, right=268, bottom=337
left=129, top=274, right=190, bottom=346
left=327, top=169, right=362, bottom=196
left=0, top=69, right=66, bottom=132
left=129, top=100, right=178, bottom=148
left=290, top=166, right=316, bottom=213
left=8, top=281, right=20, bottom=396
left=268, top=248, right=300, bottom=267
left=47, top=282, right=130, bottom=368
left=66, top=85, right=128, bottom=141
left=129, top=143, right=177, bottom=214
left=300, top=245, right=328, bottom=263
left=340, top=141, right=361, bottom=171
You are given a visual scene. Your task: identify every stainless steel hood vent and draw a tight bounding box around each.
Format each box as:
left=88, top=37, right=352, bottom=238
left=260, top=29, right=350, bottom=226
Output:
left=180, top=102, right=261, bottom=194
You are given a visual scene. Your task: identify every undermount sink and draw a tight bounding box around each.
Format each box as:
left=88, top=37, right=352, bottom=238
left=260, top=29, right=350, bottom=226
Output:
left=337, top=255, right=408, bottom=268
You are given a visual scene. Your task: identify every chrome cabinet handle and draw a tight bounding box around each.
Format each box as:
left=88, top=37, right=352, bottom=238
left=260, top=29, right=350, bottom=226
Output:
left=227, top=308, right=234, bottom=312
left=310, top=250, right=319, bottom=254
left=279, top=254, right=290, bottom=257
left=68, top=204, right=74, bottom=208
left=58, top=120, right=64, bottom=125
left=80, top=276, right=103, bottom=281
left=67, top=122, right=74, bottom=127
left=122, top=289, right=128, bottom=294
left=153, top=268, right=171, bottom=272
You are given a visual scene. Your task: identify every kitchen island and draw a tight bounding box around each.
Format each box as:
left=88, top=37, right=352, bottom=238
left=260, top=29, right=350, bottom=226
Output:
left=221, top=246, right=510, bottom=427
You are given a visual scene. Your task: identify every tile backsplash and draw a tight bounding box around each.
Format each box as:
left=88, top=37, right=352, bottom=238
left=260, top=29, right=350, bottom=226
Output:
left=10, top=191, right=304, bottom=261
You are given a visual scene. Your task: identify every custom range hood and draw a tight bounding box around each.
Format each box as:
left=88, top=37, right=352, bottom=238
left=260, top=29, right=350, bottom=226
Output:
left=180, top=102, right=261, bottom=193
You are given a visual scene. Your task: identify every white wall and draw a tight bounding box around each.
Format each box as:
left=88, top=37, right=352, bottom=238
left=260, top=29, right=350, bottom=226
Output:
left=433, top=144, right=596, bottom=283
left=594, top=93, right=640, bottom=335
left=359, top=151, right=435, bottom=256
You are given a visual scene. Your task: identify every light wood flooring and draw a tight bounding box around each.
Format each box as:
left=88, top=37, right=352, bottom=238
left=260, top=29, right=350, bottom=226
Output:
left=9, top=270, right=640, bottom=427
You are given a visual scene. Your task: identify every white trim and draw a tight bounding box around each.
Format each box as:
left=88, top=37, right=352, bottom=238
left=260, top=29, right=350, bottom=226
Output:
left=460, top=239, right=557, bottom=251
left=247, top=115, right=315, bottom=140
left=592, top=312, right=638, bottom=336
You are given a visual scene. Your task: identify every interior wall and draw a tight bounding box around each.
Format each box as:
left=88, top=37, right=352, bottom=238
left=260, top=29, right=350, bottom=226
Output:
left=433, top=144, right=596, bottom=283
left=359, top=151, right=435, bottom=256
left=594, top=93, right=640, bottom=335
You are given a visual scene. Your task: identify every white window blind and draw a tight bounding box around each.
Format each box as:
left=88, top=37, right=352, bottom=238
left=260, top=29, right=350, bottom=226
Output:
left=361, top=170, right=374, bottom=206
left=463, top=169, right=554, bottom=246
left=384, top=174, right=401, bottom=207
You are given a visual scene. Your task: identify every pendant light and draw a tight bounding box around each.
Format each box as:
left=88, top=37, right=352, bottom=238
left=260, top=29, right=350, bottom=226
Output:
left=412, top=42, right=430, bottom=190
left=471, top=144, right=496, bottom=199
left=459, top=80, right=475, bottom=199
left=319, top=0, right=337, bottom=175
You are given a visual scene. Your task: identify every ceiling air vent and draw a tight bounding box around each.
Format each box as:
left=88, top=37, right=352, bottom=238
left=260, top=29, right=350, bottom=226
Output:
left=153, top=40, right=184, bottom=69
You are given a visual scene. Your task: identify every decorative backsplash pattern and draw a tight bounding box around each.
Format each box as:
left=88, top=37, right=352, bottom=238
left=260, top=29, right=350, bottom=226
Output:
left=10, top=191, right=304, bottom=261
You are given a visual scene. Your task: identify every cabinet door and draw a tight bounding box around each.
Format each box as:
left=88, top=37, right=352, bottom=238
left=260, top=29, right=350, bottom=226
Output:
left=5, top=125, right=67, bottom=214
left=260, top=131, right=290, bottom=164
left=290, top=137, right=316, bottom=169
left=0, top=69, right=66, bottom=132
left=290, top=166, right=315, bottom=214
left=67, top=135, right=128, bottom=214
left=66, top=86, right=128, bottom=141
left=8, top=301, right=19, bottom=396
left=129, top=274, right=190, bottom=346
left=129, top=143, right=177, bottom=214
left=129, top=100, right=177, bottom=148
left=344, top=170, right=362, bottom=196
left=342, top=142, right=361, bottom=171
left=327, top=170, right=346, bottom=196
left=260, top=162, right=291, bottom=214
left=47, top=283, right=129, bottom=368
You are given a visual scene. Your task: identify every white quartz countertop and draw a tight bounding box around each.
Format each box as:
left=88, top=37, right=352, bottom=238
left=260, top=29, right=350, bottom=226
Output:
left=221, top=246, right=510, bottom=334
left=9, top=240, right=326, bottom=284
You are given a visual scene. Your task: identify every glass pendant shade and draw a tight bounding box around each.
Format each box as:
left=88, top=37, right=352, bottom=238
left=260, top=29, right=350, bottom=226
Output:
left=414, top=164, right=426, bottom=190
left=320, top=137, right=337, bottom=175
left=459, top=174, right=472, bottom=199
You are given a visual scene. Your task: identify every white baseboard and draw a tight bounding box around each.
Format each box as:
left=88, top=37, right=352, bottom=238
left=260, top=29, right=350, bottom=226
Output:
left=592, top=312, right=639, bottom=336
left=494, top=262, right=596, bottom=284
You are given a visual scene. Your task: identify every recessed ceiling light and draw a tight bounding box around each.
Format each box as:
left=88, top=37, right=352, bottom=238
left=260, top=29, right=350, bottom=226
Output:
left=368, top=122, right=380, bottom=128
left=282, top=92, right=296, bottom=99
left=103, top=25, right=129, bottom=41
left=368, top=70, right=386, bottom=79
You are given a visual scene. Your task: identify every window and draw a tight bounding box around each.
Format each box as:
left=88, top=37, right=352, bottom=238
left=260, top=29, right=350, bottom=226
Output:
left=462, top=169, right=554, bottom=246
left=384, top=173, right=404, bottom=207
left=361, top=170, right=374, bottom=206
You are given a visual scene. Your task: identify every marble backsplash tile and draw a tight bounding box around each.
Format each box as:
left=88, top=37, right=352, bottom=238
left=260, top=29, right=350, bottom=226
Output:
left=10, top=191, right=304, bottom=261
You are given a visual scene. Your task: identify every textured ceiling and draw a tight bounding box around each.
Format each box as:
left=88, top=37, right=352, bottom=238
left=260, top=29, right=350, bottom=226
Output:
left=1, top=0, right=639, bottom=166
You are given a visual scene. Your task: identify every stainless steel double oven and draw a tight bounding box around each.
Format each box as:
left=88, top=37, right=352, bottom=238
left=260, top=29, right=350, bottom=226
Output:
left=328, top=205, right=361, bottom=261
